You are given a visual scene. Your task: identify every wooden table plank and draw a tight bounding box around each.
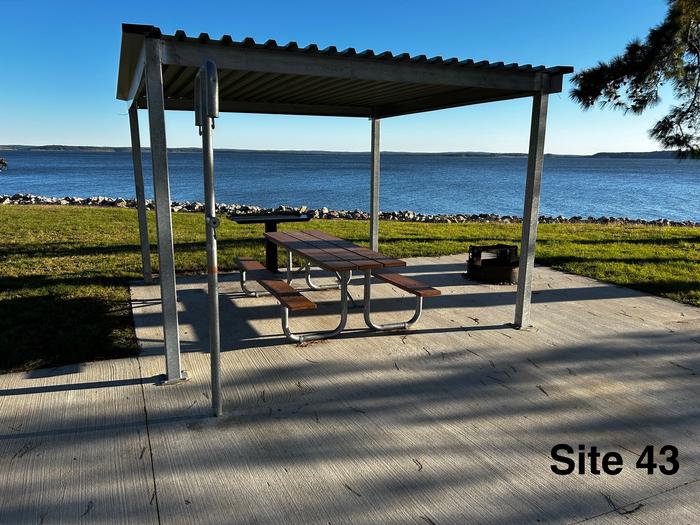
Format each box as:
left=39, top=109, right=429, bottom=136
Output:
left=228, top=214, right=312, bottom=224
left=283, top=230, right=382, bottom=270
left=265, top=231, right=356, bottom=272
left=229, top=215, right=313, bottom=272
left=265, top=230, right=406, bottom=272
left=303, top=230, right=406, bottom=268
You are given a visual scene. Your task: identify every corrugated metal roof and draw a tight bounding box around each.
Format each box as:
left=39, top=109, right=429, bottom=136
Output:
left=117, top=24, right=573, bottom=118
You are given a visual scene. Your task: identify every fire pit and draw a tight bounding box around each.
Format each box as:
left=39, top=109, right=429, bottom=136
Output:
left=465, top=244, right=519, bottom=284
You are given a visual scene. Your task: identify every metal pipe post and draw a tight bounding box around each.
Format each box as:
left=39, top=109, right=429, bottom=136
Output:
left=370, top=117, right=381, bottom=251
left=128, top=105, right=152, bottom=283
left=514, top=91, right=549, bottom=328
left=196, top=61, right=222, bottom=416
left=145, top=37, right=185, bottom=383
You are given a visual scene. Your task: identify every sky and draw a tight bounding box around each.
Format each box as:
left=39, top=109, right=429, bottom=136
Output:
left=0, top=0, right=676, bottom=154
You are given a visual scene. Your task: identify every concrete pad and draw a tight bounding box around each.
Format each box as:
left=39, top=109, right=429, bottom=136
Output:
left=2, top=254, right=698, bottom=523
left=130, top=255, right=700, bottom=524
left=0, top=359, right=157, bottom=524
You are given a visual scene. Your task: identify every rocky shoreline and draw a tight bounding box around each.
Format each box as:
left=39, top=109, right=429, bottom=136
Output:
left=1, top=193, right=698, bottom=227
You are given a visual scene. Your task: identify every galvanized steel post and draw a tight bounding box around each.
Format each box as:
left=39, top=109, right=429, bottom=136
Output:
left=370, top=117, right=381, bottom=251
left=145, top=37, right=186, bottom=383
left=196, top=61, right=222, bottom=416
left=515, top=91, right=549, bottom=328
left=128, top=105, right=153, bottom=283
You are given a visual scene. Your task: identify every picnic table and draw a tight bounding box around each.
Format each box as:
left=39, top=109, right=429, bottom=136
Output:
left=236, top=230, right=440, bottom=343
left=228, top=214, right=312, bottom=272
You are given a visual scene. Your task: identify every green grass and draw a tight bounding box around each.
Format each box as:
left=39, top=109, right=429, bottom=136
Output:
left=1, top=205, right=698, bottom=372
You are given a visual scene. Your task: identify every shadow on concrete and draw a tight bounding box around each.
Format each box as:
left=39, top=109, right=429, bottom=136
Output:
left=0, top=375, right=162, bottom=397
left=1, top=324, right=698, bottom=523
left=133, top=267, right=651, bottom=357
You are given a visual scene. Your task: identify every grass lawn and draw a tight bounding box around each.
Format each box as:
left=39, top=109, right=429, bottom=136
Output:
left=1, top=205, right=698, bottom=372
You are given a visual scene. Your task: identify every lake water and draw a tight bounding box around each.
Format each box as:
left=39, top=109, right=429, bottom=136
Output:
left=1, top=150, right=698, bottom=221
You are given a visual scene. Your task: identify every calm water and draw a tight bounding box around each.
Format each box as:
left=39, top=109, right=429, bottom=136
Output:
left=1, top=150, right=698, bottom=221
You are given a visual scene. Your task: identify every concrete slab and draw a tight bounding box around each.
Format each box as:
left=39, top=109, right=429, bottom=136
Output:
left=2, top=254, right=698, bottom=524
left=0, top=359, right=158, bottom=524
left=129, top=255, right=700, bottom=524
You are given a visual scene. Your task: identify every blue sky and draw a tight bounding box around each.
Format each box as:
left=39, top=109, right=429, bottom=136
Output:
left=0, top=0, right=674, bottom=153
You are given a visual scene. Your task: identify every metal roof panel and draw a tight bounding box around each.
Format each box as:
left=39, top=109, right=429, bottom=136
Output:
left=118, top=24, right=574, bottom=117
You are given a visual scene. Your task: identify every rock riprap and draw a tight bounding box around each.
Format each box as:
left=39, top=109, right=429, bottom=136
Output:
left=1, top=193, right=697, bottom=227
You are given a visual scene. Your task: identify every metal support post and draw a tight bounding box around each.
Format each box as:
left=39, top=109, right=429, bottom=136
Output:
left=128, top=106, right=152, bottom=283
left=286, top=250, right=293, bottom=284
left=370, top=117, right=381, bottom=251
left=196, top=61, right=222, bottom=416
left=145, top=37, right=186, bottom=383
left=514, top=91, right=549, bottom=328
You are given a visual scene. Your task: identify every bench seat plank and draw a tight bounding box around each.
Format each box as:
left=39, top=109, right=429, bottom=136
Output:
left=235, top=257, right=266, bottom=272
left=235, top=257, right=279, bottom=281
left=372, top=270, right=441, bottom=297
left=259, top=279, right=317, bottom=311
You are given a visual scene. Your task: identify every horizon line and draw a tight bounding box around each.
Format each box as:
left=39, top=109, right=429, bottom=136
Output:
left=0, top=144, right=680, bottom=157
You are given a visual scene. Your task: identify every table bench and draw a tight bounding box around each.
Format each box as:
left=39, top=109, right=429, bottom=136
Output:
left=236, top=256, right=317, bottom=310
left=238, top=230, right=440, bottom=342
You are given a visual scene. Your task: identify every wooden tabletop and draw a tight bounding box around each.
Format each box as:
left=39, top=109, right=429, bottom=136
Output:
left=264, top=230, right=406, bottom=273
left=228, top=214, right=312, bottom=224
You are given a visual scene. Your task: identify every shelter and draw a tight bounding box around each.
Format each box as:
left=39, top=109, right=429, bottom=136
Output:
left=116, top=23, right=573, bottom=400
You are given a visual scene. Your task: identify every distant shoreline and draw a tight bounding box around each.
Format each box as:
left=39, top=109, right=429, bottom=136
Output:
left=0, top=145, right=690, bottom=159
